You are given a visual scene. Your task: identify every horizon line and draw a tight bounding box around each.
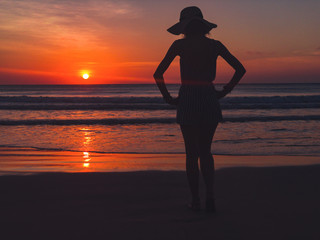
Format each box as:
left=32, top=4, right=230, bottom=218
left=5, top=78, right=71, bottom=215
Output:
left=1, top=82, right=320, bottom=86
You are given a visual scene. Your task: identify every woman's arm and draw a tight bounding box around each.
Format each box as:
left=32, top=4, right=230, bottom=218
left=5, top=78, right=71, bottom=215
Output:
left=153, top=41, right=179, bottom=104
left=216, top=41, right=246, bottom=98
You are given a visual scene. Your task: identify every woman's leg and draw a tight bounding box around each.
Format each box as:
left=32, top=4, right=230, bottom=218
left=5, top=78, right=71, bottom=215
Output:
left=198, top=122, right=219, bottom=200
left=180, top=125, right=200, bottom=203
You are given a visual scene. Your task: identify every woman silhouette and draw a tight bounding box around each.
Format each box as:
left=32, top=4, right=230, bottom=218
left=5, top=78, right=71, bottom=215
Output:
left=154, top=6, right=246, bottom=212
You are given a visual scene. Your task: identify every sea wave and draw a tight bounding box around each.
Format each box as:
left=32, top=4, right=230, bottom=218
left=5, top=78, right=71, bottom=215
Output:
left=0, top=95, right=320, bottom=110
left=0, top=115, right=319, bottom=125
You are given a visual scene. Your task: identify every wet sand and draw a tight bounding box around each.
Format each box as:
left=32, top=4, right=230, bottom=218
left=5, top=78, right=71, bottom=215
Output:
left=1, top=147, right=320, bottom=174
left=1, top=164, right=320, bottom=239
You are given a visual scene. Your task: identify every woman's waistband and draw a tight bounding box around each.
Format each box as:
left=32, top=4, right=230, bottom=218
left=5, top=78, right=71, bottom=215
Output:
left=181, top=81, right=214, bottom=86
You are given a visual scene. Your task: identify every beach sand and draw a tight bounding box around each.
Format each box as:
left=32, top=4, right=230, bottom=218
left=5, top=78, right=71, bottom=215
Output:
left=0, top=154, right=320, bottom=239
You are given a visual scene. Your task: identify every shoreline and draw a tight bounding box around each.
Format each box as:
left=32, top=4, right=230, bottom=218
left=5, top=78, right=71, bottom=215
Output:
left=0, top=147, right=320, bottom=175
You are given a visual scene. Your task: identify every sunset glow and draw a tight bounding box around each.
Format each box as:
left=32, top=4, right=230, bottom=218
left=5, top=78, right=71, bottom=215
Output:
left=0, top=0, right=319, bottom=84
left=82, top=73, right=89, bottom=80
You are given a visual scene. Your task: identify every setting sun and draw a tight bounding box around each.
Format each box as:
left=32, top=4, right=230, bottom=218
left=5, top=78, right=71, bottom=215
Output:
left=82, top=73, right=89, bottom=79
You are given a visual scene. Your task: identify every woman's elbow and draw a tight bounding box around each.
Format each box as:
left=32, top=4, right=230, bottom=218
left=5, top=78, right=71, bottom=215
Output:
left=153, top=73, right=158, bottom=79
left=153, top=72, right=163, bottom=80
left=241, top=67, right=246, bottom=75
left=237, top=66, right=246, bottom=76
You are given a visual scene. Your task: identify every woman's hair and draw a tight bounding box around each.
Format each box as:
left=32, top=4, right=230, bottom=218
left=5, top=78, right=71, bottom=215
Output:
left=183, top=19, right=211, bottom=37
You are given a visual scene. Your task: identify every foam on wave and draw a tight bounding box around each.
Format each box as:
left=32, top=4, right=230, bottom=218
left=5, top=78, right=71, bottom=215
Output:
left=0, top=95, right=319, bottom=110
left=0, top=115, right=319, bottom=125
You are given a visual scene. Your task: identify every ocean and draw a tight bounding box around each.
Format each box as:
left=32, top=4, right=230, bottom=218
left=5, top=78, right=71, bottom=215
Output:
left=0, top=83, right=319, bottom=156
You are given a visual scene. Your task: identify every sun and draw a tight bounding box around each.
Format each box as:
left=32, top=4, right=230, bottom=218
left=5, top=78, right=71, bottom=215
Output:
left=82, top=73, right=89, bottom=79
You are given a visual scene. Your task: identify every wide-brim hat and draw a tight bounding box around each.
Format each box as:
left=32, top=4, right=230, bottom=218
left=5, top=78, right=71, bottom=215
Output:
left=167, top=6, right=217, bottom=35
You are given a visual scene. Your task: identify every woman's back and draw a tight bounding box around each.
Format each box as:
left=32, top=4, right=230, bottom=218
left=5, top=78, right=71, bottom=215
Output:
left=175, top=37, right=219, bottom=84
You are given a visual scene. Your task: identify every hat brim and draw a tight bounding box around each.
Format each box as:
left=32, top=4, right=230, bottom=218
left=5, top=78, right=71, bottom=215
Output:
left=167, top=18, right=217, bottom=35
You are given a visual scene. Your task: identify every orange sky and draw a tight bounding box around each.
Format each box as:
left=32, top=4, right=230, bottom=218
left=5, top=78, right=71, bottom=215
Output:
left=0, top=0, right=319, bottom=84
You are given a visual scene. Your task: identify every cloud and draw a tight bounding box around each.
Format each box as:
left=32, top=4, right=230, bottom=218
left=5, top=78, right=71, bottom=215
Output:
left=292, top=48, right=320, bottom=57
left=244, top=50, right=277, bottom=60
left=246, top=51, right=264, bottom=56
left=0, top=0, right=140, bottom=19
left=118, top=62, right=159, bottom=67
left=0, top=67, right=64, bottom=76
left=312, top=47, right=320, bottom=56
left=0, top=0, right=142, bottom=51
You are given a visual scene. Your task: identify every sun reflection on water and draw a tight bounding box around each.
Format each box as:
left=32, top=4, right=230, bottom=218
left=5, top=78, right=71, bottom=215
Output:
left=83, top=151, right=91, bottom=168
left=81, top=127, right=93, bottom=169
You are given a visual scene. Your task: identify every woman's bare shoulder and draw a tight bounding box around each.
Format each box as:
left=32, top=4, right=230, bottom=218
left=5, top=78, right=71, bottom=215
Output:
left=213, top=39, right=226, bottom=47
left=209, top=38, right=221, bottom=44
left=173, top=38, right=184, bottom=45
left=209, top=39, right=228, bottom=52
left=169, top=39, right=185, bottom=54
left=168, top=39, right=184, bottom=49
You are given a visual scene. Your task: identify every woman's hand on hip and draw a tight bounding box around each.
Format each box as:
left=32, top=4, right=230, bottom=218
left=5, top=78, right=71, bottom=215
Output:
left=164, top=96, right=179, bottom=105
left=216, top=89, right=229, bottom=99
